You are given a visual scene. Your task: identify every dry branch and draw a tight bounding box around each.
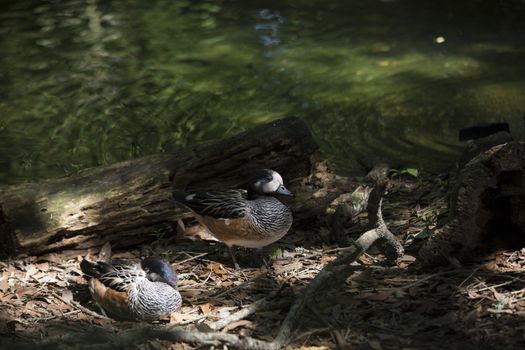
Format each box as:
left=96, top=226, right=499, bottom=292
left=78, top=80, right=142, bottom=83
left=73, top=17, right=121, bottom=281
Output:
left=33, top=325, right=275, bottom=350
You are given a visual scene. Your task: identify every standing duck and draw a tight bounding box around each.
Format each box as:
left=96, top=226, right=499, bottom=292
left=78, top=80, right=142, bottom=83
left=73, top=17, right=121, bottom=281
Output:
left=173, top=169, right=293, bottom=268
left=80, top=257, right=182, bottom=321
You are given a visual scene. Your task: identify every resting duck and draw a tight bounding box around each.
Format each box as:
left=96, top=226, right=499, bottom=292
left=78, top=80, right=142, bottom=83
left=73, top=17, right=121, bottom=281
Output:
left=80, top=257, right=182, bottom=321
left=173, top=169, right=293, bottom=268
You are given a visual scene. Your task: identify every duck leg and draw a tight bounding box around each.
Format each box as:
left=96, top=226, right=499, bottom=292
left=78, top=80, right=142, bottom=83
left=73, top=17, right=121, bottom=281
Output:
left=226, top=245, right=241, bottom=270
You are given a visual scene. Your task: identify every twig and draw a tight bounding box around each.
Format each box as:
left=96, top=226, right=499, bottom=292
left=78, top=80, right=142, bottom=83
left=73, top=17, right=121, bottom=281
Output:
left=380, top=270, right=456, bottom=292
left=293, top=327, right=331, bottom=343
left=29, top=310, right=81, bottom=323
left=51, top=291, right=112, bottom=321
left=209, top=291, right=290, bottom=331
left=486, top=308, right=514, bottom=314
left=211, top=281, right=257, bottom=299
left=177, top=313, right=210, bottom=326
left=457, top=265, right=484, bottom=289
left=174, top=252, right=209, bottom=266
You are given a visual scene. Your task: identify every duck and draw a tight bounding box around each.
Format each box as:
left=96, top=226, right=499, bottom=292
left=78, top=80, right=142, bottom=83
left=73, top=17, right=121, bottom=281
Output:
left=80, top=257, right=182, bottom=321
left=173, top=169, right=293, bottom=268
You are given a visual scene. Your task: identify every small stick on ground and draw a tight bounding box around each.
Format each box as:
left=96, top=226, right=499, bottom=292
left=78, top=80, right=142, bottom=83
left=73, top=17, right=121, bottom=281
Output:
left=209, top=290, right=290, bottom=331
left=51, top=291, right=112, bottom=322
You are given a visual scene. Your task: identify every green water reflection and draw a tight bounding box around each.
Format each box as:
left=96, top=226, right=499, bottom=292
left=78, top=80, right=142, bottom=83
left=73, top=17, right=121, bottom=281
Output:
left=1, top=0, right=524, bottom=184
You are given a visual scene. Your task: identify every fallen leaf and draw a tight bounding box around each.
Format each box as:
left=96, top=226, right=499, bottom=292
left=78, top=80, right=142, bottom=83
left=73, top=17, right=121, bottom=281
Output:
left=236, top=291, right=248, bottom=300
left=61, top=290, right=73, bottom=303
left=25, top=301, right=44, bottom=314
left=273, top=261, right=303, bottom=275
left=320, top=256, right=336, bottom=264
left=36, top=262, right=50, bottom=272
left=221, top=280, right=233, bottom=287
left=208, top=263, right=228, bottom=275
left=33, top=272, right=47, bottom=281
left=0, top=276, right=10, bottom=292
left=172, top=344, right=191, bottom=350
left=15, top=287, right=39, bottom=299
left=37, top=253, right=62, bottom=264
left=170, top=312, right=196, bottom=324
left=199, top=303, right=212, bottom=314
left=24, top=264, right=38, bottom=277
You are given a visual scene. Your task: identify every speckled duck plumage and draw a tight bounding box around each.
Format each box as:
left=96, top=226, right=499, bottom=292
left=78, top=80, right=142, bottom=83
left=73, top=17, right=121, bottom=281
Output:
left=173, top=169, right=293, bottom=249
left=80, top=257, right=182, bottom=321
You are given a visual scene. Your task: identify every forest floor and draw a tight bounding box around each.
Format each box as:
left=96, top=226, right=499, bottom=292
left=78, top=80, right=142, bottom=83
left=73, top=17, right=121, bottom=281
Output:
left=1, top=171, right=525, bottom=350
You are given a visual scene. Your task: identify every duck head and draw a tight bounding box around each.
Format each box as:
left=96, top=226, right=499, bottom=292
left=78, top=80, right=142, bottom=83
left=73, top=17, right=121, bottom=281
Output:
left=248, top=169, right=293, bottom=197
left=141, top=257, right=178, bottom=288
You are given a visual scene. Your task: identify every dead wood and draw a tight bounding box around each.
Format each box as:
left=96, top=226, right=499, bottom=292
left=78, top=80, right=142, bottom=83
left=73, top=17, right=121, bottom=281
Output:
left=329, top=162, right=403, bottom=262
left=327, top=162, right=384, bottom=244
left=420, top=142, right=525, bottom=266
left=32, top=325, right=275, bottom=350
left=0, top=118, right=317, bottom=257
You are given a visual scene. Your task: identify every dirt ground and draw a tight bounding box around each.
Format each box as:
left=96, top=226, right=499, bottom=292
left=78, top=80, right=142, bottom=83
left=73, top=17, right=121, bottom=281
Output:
left=1, top=172, right=525, bottom=349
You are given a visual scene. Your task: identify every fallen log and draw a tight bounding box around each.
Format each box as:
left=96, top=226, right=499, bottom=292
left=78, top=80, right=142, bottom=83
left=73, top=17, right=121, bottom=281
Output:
left=0, top=118, right=317, bottom=257
left=419, top=141, right=525, bottom=266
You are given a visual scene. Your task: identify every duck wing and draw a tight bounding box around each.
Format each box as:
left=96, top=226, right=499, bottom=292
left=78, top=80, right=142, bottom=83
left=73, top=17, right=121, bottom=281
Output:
left=80, top=259, right=142, bottom=292
left=173, top=189, right=248, bottom=219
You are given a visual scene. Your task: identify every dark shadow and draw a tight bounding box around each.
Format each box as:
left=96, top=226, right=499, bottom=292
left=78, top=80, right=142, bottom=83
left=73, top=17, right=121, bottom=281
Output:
left=291, top=261, right=525, bottom=349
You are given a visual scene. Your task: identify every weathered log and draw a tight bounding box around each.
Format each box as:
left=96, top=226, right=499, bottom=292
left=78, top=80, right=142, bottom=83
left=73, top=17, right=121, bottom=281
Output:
left=419, top=141, right=525, bottom=266
left=0, top=118, right=317, bottom=257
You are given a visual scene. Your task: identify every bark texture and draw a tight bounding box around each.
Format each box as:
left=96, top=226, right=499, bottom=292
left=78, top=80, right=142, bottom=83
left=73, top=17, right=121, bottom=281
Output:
left=420, top=142, right=525, bottom=266
left=0, top=118, right=317, bottom=257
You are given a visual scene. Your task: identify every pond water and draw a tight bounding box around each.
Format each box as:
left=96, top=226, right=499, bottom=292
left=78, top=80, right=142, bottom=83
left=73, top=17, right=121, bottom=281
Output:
left=1, top=0, right=524, bottom=184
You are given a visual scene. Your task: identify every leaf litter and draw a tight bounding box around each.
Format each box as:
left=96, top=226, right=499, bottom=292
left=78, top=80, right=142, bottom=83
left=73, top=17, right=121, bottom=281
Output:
left=0, top=172, right=524, bottom=349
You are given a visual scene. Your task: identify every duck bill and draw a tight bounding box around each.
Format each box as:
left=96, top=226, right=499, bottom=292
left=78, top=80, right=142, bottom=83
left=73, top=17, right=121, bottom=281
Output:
left=276, top=185, right=294, bottom=197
